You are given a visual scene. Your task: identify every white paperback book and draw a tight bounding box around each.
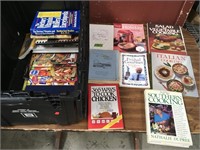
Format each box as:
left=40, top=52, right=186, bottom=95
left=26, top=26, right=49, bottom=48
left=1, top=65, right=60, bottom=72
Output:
left=119, top=53, right=150, bottom=88
left=144, top=89, right=193, bottom=148
left=90, top=24, right=114, bottom=50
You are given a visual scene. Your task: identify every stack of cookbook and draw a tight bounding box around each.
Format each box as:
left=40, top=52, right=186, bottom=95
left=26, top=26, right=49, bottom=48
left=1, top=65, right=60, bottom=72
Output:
left=89, top=23, right=150, bottom=89
left=21, top=10, right=80, bottom=93
left=145, top=23, right=198, bottom=148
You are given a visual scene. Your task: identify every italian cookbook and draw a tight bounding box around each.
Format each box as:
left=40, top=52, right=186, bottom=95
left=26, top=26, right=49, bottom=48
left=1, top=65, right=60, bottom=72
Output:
left=151, top=52, right=199, bottom=97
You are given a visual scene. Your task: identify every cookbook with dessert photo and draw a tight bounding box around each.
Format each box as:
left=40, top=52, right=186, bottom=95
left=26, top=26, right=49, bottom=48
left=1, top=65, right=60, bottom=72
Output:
left=151, top=52, right=199, bottom=97
left=113, top=23, right=147, bottom=53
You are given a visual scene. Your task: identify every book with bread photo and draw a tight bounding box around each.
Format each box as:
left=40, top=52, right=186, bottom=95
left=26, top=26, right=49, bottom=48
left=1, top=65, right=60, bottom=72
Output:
left=144, top=89, right=193, bottom=148
left=147, top=23, right=187, bottom=55
left=88, top=83, right=124, bottom=130
left=113, top=23, right=147, bottom=53
left=151, top=52, right=199, bottom=97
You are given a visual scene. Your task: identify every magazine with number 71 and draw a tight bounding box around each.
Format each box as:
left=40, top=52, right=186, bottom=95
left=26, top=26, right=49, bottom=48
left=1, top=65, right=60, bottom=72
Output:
left=144, top=89, right=193, bottom=148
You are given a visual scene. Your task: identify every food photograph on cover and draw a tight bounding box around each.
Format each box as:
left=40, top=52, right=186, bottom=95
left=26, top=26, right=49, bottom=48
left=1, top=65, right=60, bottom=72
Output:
left=152, top=52, right=199, bottom=97
left=147, top=23, right=187, bottom=55
left=149, top=103, right=176, bottom=136
left=27, top=53, right=78, bottom=86
left=113, top=24, right=147, bottom=53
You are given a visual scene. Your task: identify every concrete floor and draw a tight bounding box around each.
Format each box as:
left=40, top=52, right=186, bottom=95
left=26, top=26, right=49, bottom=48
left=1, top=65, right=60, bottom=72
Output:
left=1, top=130, right=200, bottom=149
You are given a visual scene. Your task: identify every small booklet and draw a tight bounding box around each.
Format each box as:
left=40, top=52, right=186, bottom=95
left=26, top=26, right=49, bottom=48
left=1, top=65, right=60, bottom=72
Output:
left=90, top=24, right=114, bottom=50
left=144, top=89, right=193, bottom=148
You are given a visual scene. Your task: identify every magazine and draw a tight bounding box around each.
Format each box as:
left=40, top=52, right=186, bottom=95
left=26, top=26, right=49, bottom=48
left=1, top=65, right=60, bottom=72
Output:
left=119, top=53, right=150, bottom=88
left=26, top=53, right=78, bottom=86
left=144, top=89, right=193, bottom=148
left=32, top=43, right=79, bottom=53
left=113, top=23, right=147, bottom=53
left=18, top=36, right=36, bottom=60
left=89, top=49, right=119, bottom=82
left=151, top=52, right=199, bottom=97
left=30, top=34, right=72, bottom=39
left=30, top=11, right=80, bottom=35
left=147, top=23, right=187, bottom=55
left=88, top=83, right=124, bottom=130
left=90, top=24, right=114, bottom=50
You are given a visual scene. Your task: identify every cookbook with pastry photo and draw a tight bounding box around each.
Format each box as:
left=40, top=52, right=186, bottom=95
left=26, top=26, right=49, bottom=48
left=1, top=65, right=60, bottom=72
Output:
left=147, top=23, right=187, bottom=55
left=151, top=52, right=199, bottom=97
left=113, top=23, right=147, bottom=53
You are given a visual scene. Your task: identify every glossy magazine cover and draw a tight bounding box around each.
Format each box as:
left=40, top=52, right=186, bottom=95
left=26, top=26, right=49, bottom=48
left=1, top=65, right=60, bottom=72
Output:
left=30, top=11, right=80, bottom=35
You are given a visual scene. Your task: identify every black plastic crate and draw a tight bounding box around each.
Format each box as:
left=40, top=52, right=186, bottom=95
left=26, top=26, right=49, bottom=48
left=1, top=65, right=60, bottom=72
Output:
left=1, top=1, right=89, bottom=126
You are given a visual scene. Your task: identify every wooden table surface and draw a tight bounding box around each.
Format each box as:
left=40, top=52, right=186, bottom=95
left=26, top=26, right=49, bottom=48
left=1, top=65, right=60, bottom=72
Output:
left=1, top=29, right=200, bottom=133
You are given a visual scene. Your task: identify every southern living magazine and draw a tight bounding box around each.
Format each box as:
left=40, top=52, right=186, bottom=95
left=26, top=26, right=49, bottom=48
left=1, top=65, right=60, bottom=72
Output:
left=147, top=23, right=187, bottom=55
left=113, top=23, right=147, bottom=53
left=88, top=84, right=124, bottom=130
left=90, top=24, right=114, bottom=50
left=144, top=89, right=193, bottom=148
left=151, top=52, right=199, bottom=97
left=119, top=53, right=150, bottom=88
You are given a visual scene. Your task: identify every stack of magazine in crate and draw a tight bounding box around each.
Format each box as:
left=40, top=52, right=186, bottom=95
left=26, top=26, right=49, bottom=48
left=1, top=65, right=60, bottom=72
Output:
left=20, top=10, right=80, bottom=93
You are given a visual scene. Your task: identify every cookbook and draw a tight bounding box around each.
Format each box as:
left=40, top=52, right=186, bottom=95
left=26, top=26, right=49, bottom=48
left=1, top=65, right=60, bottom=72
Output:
left=88, top=84, right=124, bottom=130
left=113, top=23, right=147, bottom=53
left=89, top=49, right=119, bottom=82
left=144, top=89, right=193, bottom=148
left=151, top=52, right=199, bottom=97
left=147, top=23, right=187, bottom=55
left=119, top=53, right=150, bottom=88
left=90, top=24, right=114, bottom=50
